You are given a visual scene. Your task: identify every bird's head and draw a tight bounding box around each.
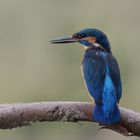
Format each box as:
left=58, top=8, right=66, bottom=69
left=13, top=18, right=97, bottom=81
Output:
left=51, top=28, right=111, bottom=53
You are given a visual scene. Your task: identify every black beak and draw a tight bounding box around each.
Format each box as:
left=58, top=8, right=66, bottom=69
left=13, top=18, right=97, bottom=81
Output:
left=50, top=36, right=78, bottom=44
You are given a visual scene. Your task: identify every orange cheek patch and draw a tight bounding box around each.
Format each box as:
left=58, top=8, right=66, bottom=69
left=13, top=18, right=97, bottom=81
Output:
left=84, top=37, right=96, bottom=43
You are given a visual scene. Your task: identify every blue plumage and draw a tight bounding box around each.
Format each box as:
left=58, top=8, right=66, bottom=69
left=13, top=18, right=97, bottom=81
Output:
left=82, top=48, right=121, bottom=125
left=51, top=28, right=122, bottom=125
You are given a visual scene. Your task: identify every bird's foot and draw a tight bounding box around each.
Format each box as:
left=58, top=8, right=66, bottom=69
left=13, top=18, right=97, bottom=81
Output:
left=98, top=124, right=130, bottom=136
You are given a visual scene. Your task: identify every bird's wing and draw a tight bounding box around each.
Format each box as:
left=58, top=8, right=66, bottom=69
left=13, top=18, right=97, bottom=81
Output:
left=106, top=54, right=122, bottom=102
left=82, top=55, right=106, bottom=104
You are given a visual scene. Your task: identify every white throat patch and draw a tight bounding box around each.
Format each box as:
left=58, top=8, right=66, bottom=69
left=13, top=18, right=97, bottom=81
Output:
left=84, top=42, right=103, bottom=50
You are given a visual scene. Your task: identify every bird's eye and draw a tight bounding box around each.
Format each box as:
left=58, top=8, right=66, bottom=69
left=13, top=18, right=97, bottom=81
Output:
left=80, top=33, right=85, bottom=38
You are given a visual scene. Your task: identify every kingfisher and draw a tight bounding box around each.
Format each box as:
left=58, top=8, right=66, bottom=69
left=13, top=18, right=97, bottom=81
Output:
left=50, top=28, right=122, bottom=125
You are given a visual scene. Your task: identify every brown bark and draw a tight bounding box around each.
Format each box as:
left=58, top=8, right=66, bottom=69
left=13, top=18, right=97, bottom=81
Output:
left=0, top=102, right=139, bottom=136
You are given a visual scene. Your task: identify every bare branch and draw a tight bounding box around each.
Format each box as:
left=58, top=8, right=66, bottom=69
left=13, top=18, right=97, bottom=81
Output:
left=0, top=102, right=139, bottom=136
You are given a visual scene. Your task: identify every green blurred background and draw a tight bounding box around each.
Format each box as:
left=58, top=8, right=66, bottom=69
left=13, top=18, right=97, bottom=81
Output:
left=0, top=0, right=140, bottom=140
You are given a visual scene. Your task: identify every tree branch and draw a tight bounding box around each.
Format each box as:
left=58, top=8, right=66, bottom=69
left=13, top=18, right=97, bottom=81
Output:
left=0, top=102, right=139, bottom=136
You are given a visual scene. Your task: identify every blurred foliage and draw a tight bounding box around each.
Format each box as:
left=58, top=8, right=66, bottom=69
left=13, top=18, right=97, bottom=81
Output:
left=0, top=0, right=140, bottom=140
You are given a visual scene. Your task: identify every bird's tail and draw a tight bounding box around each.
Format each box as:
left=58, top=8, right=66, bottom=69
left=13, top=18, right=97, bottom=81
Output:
left=93, top=104, right=121, bottom=125
left=93, top=74, right=121, bottom=125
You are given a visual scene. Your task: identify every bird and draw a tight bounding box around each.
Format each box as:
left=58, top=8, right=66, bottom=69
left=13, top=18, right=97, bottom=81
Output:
left=50, top=28, right=122, bottom=125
